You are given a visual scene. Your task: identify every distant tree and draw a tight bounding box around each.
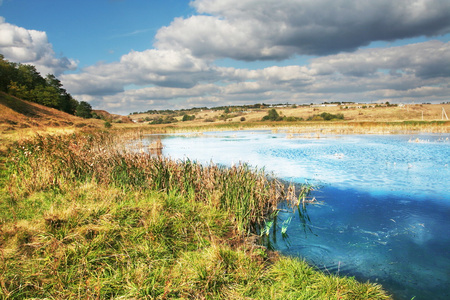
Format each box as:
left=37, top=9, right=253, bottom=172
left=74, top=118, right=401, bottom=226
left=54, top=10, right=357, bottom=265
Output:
left=17, top=64, right=45, bottom=91
left=8, top=81, right=30, bottom=100
left=60, top=93, right=79, bottom=115
left=262, top=109, right=282, bottom=121
left=76, top=101, right=93, bottom=118
left=45, top=74, right=79, bottom=113
left=0, top=55, right=81, bottom=115
left=182, top=114, right=195, bottom=121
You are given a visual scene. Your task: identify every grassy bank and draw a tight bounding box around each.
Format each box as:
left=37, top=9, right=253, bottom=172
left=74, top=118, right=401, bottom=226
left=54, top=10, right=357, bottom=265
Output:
left=0, top=130, right=391, bottom=299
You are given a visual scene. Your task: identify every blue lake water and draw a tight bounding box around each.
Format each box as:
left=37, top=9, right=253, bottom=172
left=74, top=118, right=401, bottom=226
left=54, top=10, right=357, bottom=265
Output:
left=142, top=130, right=450, bottom=300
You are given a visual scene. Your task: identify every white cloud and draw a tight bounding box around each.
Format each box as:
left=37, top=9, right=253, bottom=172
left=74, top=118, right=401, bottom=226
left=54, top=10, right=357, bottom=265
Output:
left=64, top=39, right=450, bottom=113
left=0, top=17, right=77, bottom=75
left=61, top=48, right=219, bottom=96
left=3, top=0, right=440, bottom=114
left=155, top=0, right=450, bottom=60
left=309, top=40, right=450, bottom=79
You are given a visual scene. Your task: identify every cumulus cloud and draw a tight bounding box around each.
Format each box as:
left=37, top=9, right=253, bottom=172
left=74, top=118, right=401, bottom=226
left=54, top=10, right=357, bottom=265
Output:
left=155, top=0, right=450, bottom=60
left=78, top=84, right=220, bottom=115
left=52, top=0, right=450, bottom=113
left=61, top=48, right=219, bottom=96
left=0, top=17, right=77, bottom=75
left=309, top=40, right=450, bottom=79
left=70, top=40, right=450, bottom=113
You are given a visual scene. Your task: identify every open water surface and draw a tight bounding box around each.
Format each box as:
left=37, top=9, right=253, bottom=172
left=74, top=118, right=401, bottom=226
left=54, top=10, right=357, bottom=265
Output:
left=141, top=130, right=450, bottom=300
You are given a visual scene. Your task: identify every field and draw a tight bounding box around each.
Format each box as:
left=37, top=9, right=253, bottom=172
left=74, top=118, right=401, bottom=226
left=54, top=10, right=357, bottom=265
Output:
left=130, top=102, right=450, bottom=122
left=128, top=103, right=450, bottom=134
left=2, top=91, right=449, bottom=149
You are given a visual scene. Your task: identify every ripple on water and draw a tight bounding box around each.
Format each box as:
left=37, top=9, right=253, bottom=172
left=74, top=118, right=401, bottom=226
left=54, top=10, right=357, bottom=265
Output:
left=148, top=132, right=450, bottom=300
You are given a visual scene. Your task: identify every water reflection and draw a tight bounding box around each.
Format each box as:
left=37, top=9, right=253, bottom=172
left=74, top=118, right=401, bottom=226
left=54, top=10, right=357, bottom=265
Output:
left=148, top=137, right=163, bottom=156
left=129, top=136, right=163, bottom=156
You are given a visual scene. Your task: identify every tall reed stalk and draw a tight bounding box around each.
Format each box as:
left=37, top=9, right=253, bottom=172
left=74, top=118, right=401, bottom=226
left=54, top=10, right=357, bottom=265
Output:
left=6, top=131, right=287, bottom=233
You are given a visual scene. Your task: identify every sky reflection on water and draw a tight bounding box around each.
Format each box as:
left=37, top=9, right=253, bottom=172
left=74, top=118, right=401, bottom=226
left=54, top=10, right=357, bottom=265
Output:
left=144, top=130, right=450, bottom=300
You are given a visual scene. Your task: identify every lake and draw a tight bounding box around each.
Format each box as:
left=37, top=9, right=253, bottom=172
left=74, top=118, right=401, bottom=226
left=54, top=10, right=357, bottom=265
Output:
left=141, top=130, right=450, bottom=300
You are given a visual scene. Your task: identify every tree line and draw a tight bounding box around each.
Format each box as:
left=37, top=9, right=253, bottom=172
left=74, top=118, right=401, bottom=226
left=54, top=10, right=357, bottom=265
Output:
left=130, top=103, right=278, bottom=116
left=0, top=54, right=92, bottom=118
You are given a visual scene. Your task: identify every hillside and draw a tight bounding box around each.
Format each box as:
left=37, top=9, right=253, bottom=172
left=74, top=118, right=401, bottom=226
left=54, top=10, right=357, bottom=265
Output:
left=93, top=109, right=133, bottom=124
left=130, top=103, right=450, bottom=124
left=0, top=92, right=102, bottom=152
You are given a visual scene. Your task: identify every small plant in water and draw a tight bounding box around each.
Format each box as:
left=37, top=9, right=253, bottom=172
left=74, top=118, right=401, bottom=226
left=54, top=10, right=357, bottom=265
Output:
left=281, top=216, right=292, bottom=236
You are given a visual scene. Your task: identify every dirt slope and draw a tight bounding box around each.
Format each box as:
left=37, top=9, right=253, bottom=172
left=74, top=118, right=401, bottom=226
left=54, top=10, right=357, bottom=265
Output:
left=93, top=109, right=133, bottom=123
left=0, top=92, right=102, bottom=130
left=0, top=92, right=104, bottom=152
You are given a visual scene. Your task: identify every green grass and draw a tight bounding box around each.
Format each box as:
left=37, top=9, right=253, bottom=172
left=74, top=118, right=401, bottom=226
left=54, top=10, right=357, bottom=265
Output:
left=0, top=130, right=392, bottom=299
left=0, top=186, right=231, bottom=298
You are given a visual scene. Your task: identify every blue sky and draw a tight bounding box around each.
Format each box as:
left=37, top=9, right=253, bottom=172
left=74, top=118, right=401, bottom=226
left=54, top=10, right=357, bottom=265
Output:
left=1, top=0, right=449, bottom=114
left=1, top=0, right=194, bottom=67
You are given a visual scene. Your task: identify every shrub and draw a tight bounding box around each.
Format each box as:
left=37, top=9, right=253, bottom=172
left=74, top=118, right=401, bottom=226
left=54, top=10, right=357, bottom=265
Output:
left=150, top=116, right=178, bottom=124
left=308, top=112, right=344, bottom=121
left=262, top=109, right=283, bottom=121
left=182, top=114, right=195, bottom=121
left=284, top=116, right=303, bottom=122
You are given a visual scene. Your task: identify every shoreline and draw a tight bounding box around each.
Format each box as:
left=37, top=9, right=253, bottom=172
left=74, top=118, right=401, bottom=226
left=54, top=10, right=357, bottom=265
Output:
left=0, top=130, right=393, bottom=299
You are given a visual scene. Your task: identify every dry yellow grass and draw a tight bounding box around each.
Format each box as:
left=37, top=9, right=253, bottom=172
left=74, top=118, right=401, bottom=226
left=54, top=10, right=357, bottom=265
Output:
left=127, top=103, right=450, bottom=135
left=0, top=92, right=104, bottom=152
left=130, top=103, right=450, bottom=123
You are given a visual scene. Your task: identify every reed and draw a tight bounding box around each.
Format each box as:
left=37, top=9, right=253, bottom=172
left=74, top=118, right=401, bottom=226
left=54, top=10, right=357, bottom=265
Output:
left=138, top=119, right=450, bottom=135
left=5, top=131, right=286, bottom=233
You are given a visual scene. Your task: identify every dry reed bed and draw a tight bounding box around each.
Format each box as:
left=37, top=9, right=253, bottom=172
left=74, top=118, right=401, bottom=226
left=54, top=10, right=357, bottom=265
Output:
left=6, top=131, right=286, bottom=233
left=130, top=120, right=449, bottom=136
